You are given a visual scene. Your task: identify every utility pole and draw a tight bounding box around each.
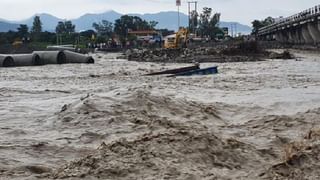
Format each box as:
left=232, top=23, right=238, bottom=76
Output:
left=178, top=6, right=180, bottom=29
left=188, top=2, right=190, bottom=29
left=188, top=1, right=198, bottom=33
left=176, top=0, right=181, bottom=30
left=230, top=23, right=237, bottom=37
left=231, top=23, right=237, bottom=37
left=230, top=24, right=233, bottom=37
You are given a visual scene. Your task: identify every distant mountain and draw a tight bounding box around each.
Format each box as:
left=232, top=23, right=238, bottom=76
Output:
left=0, top=21, right=19, bottom=32
left=0, top=11, right=252, bottom=34
left=72, top=10, right=122, bottom=31
left=129, top=11, right=189, bottom=31
left=73, top=11, right=252, bottom=34
left=135, top=12, right=252, bottom=34
left=219, top=22, right=252, bottom=35
left=0, top=18, right=9, bottom=22
left=14, top=13, right=62, bottom=32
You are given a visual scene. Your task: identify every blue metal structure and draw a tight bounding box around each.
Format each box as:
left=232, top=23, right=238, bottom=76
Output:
left=172, top=66, right=218, bottom=76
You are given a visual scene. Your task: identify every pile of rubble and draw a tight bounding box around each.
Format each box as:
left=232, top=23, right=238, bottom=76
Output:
left=125, top=41, right=294, bottom=63
left=268, top=50, right=295, bottom=59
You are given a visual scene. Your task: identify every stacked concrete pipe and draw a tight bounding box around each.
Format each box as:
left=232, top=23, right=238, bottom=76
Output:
left=64, top=50, right=94, bottom=64
left=0, top=55, right=14, bottom=67
left=47, top=46, right=76, bottom=52
left=11, top=53, right=44, bottom=66
left=0, top=50, right=94, bottom=68
left=33, top=51, right=67, bottom=64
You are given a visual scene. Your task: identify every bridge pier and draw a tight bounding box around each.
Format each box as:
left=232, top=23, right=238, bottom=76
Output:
left=301, top=25, right=314, bottom=44
left=275, top=32, right=283, bottom=43
left=275, top=31, right=289, bottom=43
left=307, top=22, right=320, bottom=44
left=265, top=34, right=271, bottom=41
left=287, top=29, right=295, bottom=44
left=292, top=28, right=303, bottom=44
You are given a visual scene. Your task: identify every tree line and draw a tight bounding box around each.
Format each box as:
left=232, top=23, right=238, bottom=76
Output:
left=189, top=7, right=224, bottom=39
left=251, top=17, right=275, bottom=35
left=0, top=9, right=278, bottom=48
left=0, top=7, right=225, bottom=48
left=0, top=15, right=162, bottom=47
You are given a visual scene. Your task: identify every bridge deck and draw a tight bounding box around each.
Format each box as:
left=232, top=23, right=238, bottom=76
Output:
left=258, top=5, right=320, bottom=36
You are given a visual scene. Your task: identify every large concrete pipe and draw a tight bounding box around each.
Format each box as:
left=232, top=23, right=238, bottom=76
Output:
left=47, top=46, right=76, bottom=52
left=11, top=54, right=44, bottom=66
left=0, top=55, right=14, bottom=67
left=33, top=51, right=67, bottom=64
left=64, top=50, right=94, bottom=64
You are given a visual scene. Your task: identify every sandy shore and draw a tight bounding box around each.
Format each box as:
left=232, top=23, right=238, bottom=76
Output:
left=0, top=50, right=320, bottom=179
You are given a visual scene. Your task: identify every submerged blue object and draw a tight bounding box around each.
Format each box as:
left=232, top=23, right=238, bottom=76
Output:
left=173, top=66, right=218, bottom=76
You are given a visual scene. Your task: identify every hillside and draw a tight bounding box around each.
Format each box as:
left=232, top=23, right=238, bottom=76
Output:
left=0, top=11, right=252, bottom=34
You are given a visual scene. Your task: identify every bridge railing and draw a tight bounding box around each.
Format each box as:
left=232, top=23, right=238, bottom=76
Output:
left=258, top=5, right=320, bottom=36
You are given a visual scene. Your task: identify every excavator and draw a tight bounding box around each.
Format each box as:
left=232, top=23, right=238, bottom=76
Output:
left=164, top=28, right=189, bottom=49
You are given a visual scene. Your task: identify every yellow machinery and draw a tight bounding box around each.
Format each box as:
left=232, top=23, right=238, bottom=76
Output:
left=164, top=28, right=188, bottom=49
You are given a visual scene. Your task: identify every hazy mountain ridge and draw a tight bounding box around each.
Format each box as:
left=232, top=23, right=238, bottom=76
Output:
left=13, top=13, right=62, bottom=32
left=72, top=10, right=122, bottom=31
left=0, top=21, right=20, bottom=32
left=0, top=11, right=252, bottom=34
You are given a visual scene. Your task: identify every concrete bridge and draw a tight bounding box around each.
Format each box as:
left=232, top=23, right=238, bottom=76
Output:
left=258, top=5, right=320, bottom=44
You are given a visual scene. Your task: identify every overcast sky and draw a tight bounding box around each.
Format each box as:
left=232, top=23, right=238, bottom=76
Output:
left=1, top=0, right=319, bottom=25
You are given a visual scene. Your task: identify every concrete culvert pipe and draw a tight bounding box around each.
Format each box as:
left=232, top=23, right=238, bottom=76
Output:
left=33, top=51, right=67, bottom=65
left=64, top=50, right=95, bottom=64
left=11, top=54, right=44, bottom=66
left=0, top=55, right=15, bottom=67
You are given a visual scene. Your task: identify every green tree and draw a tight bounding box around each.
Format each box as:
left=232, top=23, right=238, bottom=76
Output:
left=39, top=31, right=56, bottom=43
left=64, top=21, right=75, bottom=34
left=114, top=15, right=158, bottom=44
left=55, top=21, right=76, bottom=45
left=264, top=17, right=275, bottom=25
left=17, top=24, right=29, bottom=38
left=149, top=21, right=158, bottom=30
left=114, top=15, right=131, bottom=39
left=31, top=16, right=42, bottom=34
left=56, top=21, right=66, bottom=34
left=189, top=10, right=199, bottom=33
left=56, top=21, right=75, bottom=34
left=198, top=7, right=222, bottom=39
left=80, top=30, right=96, bottom=39
left=92, top=20, right=113, bottom=37
left=251, top=16, right=275, bottom=35
left=0, top=31, right=18, bottom=44
left=252, top=20, right=264, bottom=34
left=199, top=7, right=212, bottom=37
left=209, top=13, right=223, bottom=38
left=31, top=16, right=42, bottom=41
left=114, top=15, right=156, bottom=38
